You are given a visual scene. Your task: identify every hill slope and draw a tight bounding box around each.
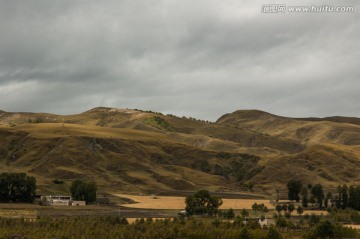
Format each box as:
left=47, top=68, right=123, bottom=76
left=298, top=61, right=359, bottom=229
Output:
left=0, top=108, right=359, bottom=197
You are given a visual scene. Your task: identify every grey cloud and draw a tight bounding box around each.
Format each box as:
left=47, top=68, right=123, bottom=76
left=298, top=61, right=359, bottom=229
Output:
left=0, top=0, right=359, bottom=120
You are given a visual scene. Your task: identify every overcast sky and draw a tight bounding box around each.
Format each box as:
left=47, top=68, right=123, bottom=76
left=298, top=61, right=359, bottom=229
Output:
left=0, top=0, right=359, bottom=121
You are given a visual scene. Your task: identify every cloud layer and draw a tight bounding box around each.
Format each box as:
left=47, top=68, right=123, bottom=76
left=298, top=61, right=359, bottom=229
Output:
left=1, top=0, right=359, bottom=120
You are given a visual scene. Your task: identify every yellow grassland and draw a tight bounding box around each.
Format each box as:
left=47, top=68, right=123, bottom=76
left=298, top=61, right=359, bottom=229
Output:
left=116, top=194, right=274, bottom=210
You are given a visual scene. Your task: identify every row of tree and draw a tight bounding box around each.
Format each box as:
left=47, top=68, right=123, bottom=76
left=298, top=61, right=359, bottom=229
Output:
left=0, top=172, right=36, bottom=203
left=287, top=180, right=327, bottom=207
left=334, top=184, right=360, bottom=210
left=287, top=180, right=360, bottom=211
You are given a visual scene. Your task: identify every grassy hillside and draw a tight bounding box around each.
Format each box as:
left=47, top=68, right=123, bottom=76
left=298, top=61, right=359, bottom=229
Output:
left=0, top=107, right=359, bottom=198
left=216, top=110, right=360, bottom=145
left=296, top=116, right=360, bottom=126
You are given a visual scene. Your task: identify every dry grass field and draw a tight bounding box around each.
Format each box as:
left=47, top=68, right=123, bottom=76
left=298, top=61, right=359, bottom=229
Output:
left=302, top=210, right=329, bottom=216
left=116, top=194, right=274, bottom=210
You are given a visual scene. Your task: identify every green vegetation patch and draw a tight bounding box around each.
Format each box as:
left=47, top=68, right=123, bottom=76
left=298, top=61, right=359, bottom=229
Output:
left=143, top=116, right=175, bottom=132
left=27, top=117, right=44, bottom=124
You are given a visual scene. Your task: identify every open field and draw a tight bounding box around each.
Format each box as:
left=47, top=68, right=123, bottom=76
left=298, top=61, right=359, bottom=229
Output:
left=116, top=194, right=274, bottom=210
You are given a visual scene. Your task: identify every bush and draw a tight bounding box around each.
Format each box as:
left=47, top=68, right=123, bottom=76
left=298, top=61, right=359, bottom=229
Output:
left=52, top=179, right=64, bottom=184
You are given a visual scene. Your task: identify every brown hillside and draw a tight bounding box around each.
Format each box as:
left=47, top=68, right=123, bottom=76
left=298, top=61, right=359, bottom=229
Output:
left=0, top=107, right=359, bottom=198
left=216, top=110, right=360, bottom=146
left=296, top=116, right=360, bottom=126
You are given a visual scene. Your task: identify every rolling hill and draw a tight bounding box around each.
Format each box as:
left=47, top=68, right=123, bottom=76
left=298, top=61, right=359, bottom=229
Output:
left=0, top=107, right=359, bottom=198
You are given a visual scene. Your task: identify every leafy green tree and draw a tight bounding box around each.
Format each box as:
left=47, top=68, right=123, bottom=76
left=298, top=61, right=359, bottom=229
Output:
left=70, top=179, right=97, bottom=203
left=308, top=214, right=320, bottom=227
left=349, top=186, right=360, bottom=210
left=287, top=179, right=302, bottom=202
left=252, top=202, right=259, bottom=212
left=241, top=208, right=249, bottom=218
left=275, top=215, right=287, bottom=229
left=0, top=172, right=36, bottom=203
left=315, top=220, right=334, bottom=239
left=340, top=184, right=349, bottom=209
left=185, top=190, right=223, bottom=216
left=311, top=184, right=324, bottom=208
left=336, top=185, right=342, bottom=209
left=296, top=206, right=304, bottom=216
left=275, top=205, right=282, bottom=214
left=266, top=226, right=282, bottom=239
left=300, top=186, right=308, bottom=208
left=324, top=192, right=332, bottom=208
left=222, top=208, right=235, bottom=219
left=239, top=227, right=251, bottom=239
left=85, top=181, right=97, bottom=203
left=287, top=204, right=295, bottom=214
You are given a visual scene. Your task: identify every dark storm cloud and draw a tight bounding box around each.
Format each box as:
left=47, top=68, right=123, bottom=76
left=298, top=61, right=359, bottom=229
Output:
left=0, top=0, right=359, bottom=120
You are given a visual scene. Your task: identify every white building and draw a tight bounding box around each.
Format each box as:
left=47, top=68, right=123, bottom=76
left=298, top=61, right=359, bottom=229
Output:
left=41, top=195, right=86, bottom=206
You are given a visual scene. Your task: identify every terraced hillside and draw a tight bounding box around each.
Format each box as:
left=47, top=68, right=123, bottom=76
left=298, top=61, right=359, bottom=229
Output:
left=0, top=107, right=359, bottom=197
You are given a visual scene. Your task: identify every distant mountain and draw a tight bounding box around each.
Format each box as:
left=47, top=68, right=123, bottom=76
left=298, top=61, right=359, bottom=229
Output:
left=1, top=107, right=359, bottom=197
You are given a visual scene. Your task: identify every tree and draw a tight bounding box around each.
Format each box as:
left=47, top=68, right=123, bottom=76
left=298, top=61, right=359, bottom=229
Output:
left=300, top=186, right=308, bottom=208
left=311, top=184, right=324, bottom=208
left=70, top=180, right=97, bottom=204
left=287, top=204, right=295, bottom=214
left=340, top=184, right=349, bottom=209
left=315, top=220, right=334, bottom=239
left=252, top=202, right=259, bottom=212
left=0, top=172, right=36, bottom=203
left=276, top=215, right=288, bottom=229
left=296, top=206, right=304, bottom=216
left=275, top=205, right=282, bottom=214
left=266, top=226, right=282, bottom=239
left=349, top=186, right=360, bottom=210
left=324, top=192, right=332, bottom=208
left=241, top=208, right=249, bottom=218
left=336, top=185, right=342, bottom=209
left=222, top=208, right=235, bottom=219
left=185, top=190, right=223, bottom=216
left=85, top=181, right=97, bottom=203
left=239, top=227, right=251, bottom=239
left=287, top=179, right=302, bottom=202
